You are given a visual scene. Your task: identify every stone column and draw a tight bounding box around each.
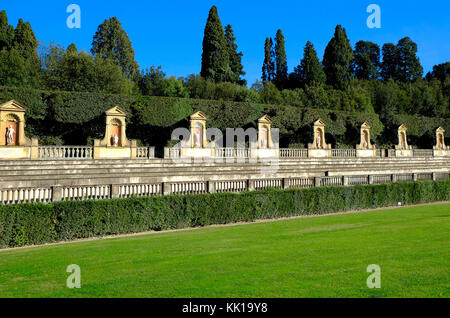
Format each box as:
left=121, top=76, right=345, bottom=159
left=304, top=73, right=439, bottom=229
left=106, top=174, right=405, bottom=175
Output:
left=163, top=182, right=171, bottom=195
left=52, top=186, right=63, bottom=202
left=207, top=181, right=215, bottom=194
left=314, top=177, right=321, bottom=187
left=248, top=179, right=255, bottom=191
left=283, top=178, right=289, bottom=190
left=111, top=184, right=120, bottom=199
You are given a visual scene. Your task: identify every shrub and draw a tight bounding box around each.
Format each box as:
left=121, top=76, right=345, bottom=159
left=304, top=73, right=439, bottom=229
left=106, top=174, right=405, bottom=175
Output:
left=0, top=180, right=448, bottom=248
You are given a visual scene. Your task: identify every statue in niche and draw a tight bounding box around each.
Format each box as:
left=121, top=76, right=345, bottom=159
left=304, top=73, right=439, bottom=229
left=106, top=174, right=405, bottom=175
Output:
left=112, top=134, right=119, bottom=147
left=193, top=125, right=202, bottom=148
left=400, top=132, right=406, bottom=150
left=316, top=129, right=322, bottom=149
left=363, top=131, right=369, bottom=149
left=6, top=125, right=16, bottom=145
left=260, top=127, right=268, bottom=149
left=438, top=134, right=444, bottom=149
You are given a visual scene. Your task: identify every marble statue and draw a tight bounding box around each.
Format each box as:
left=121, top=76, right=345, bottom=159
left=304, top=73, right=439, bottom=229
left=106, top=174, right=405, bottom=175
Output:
left=6, top=125, right=15, bottom=145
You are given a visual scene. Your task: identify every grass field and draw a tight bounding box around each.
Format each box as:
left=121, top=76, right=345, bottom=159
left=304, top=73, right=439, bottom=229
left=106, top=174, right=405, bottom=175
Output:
left=0, top=203, right=449, bottom=298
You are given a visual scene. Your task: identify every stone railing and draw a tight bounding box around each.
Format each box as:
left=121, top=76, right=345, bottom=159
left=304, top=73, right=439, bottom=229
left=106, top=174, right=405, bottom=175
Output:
left=170, top=181, right=207, bottom=195
left=61, top=185, right=110, bottom=201
left=0, top=187, right=53, bottom=205
left=332, top=149, right=356, bottom=158
left=279, top=148, right=308, bottom=158
left=215, top=180, right=248, bottom=193
left=137, top=147, right=155, bottom=159
left=38, top=146, right=93, bottom=160
left=376, top=149, right=387, bottom=158
left=215, top=148, right=250, bottom=158
left=412, top=149, right=434, bottom=157
left=118, top=183, right=161, bottom=198
left=1, top=172, right=449, bottom=205
left=164, top=147, right=181, bottom=159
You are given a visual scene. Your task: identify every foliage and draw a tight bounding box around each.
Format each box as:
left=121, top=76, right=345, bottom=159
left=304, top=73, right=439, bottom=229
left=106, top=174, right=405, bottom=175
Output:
left=200, top=6, right=233, bottom=83
left=224, top=24, right=246, bottom=85
left=323, top=25, right=354, bottom=89
left=293, top=41, right=326, bottom=87
left=274, top=29, right=288, bottom=89
left=91, top=17, right=139, bottom=79
left=1, top=180, right=448, bottom=248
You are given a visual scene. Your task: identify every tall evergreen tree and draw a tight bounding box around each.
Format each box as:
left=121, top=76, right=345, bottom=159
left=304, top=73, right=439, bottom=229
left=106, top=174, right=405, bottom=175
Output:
left=12, top=18, right=38, bottom=61
left=274, top=29, right=288, bottom=88
left=381, top=43, right=397, bottom=81
left=91, top=17, right=139, bottom=79
left=261, top=37, right=275, bottom=82
left=66, top=43, right=78, bottom=55
left=200, top=6, right=232, bottom=83
left=0, top=10, right=14, bottom=51
left=224, top=24, right=246, bottom=85
left=0, top=10, right=8, bottom=50
left=396, top=37, right=423, bottom=82
left=323, top=25, right=354, bottom=89
left=353, top=41, right=380, bottom=80
left=294, top=41, right=326, bottom=87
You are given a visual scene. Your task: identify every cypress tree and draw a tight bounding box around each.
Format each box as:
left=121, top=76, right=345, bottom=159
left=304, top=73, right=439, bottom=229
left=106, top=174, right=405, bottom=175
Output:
left=67, top=43, right=78, bottom=55
left=262, top=37, right=275, bottom=82
left=274, top=29, right=288, bottom=88
left=200, top=6, right=232, bottom=83
left=0, top=10, right=13, bottom=51
left=12, top=19, right=38, bottom=60
left=396, top=37, right=423, bottom=82
left=224, top=24, right=246, bottom=85
left=323, top=25, right=354, bottom=89
left=91, top=17, right=139, bottom=79
left=381, top=43, right=397, bottom=81
left=0, top=10, right=8, bottom=50
left=353, top=41, right=380, bottom=80
left=294, top=41, right=326, bottom=87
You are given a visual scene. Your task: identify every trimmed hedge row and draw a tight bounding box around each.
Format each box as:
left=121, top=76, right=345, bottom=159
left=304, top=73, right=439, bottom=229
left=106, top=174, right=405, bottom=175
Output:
left=0, top=180, right=449, bottom=248
left=0, top=85, right=448, bottom=148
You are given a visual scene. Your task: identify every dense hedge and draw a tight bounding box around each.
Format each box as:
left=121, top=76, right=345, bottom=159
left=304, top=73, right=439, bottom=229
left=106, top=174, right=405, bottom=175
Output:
left=0, top=180, right=448, bottom=248
left=0, top=85, right=448, bottom=148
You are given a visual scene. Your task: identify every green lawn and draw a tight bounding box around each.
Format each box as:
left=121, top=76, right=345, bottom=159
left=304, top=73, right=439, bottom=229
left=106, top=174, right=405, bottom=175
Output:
left=0, top=203, right=449, bottom=298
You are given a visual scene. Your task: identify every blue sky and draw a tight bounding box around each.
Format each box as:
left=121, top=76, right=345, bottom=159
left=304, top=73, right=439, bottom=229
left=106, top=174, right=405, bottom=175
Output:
left=3, top=1, right=450, bottom=85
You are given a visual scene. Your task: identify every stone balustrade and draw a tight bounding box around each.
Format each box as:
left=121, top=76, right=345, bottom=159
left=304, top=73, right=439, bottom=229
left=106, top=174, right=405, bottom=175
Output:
left=0, top=187, right=53, bottom=205
left=215, top=147, right=250, bottom=158
left=38, top=146, right=93, bottom=160
left=280, top=148, right=308, bottom=158
left=332, top=149, right=357, bottom=158
left=0, top=171, right=449, bottom=205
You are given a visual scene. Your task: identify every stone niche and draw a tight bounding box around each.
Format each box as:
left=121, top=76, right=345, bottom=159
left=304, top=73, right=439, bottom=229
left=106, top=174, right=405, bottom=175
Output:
left=395, top=124, right=413, bottom=157
left=250, top=115, right=279, bottom=159
left=179, top=111, right=214, bottom=158
left=433, top=127, right=449, bottom=156
left=308, top=119, right=331, bottom=158
left=94, top=106, right=137, bottom=159
left=356, top=122, right=376, bottom=157
left=0, top=100, right=38, bottom=160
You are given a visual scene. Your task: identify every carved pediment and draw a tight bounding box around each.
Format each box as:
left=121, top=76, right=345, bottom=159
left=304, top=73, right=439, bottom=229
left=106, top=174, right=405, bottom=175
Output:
left=105, top=106, right=127, bottom=117
left=314, top=119, right=326, bottom=127
left=361, top=121, right=371, bottom=129
left=436, top=126, right=445, bottom=134
left=0, top=100, right=26, bottom=112
left=190, top=111, right=208, bottom=121
left=258, top=114, right=272, bottom=124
